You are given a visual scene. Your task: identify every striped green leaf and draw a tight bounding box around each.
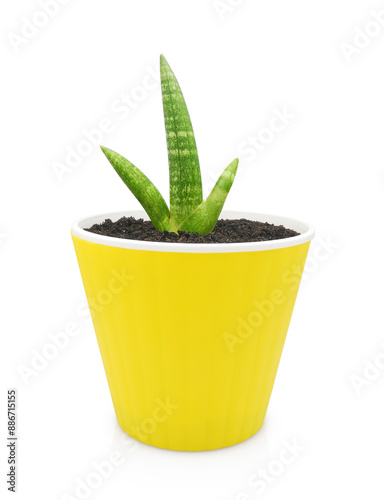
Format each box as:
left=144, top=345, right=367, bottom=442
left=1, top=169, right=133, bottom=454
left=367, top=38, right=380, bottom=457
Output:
left=160, top=54, right=203, bottom=226
left=101, top=55, right=240, bottom=236
left=100, top=146, right=177, bottom=232
left=179, top=158, right=239, bottom=235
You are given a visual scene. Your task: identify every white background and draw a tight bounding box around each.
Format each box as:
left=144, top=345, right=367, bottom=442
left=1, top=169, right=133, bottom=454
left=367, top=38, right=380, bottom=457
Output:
left=1, top=0, right=384, bottom=498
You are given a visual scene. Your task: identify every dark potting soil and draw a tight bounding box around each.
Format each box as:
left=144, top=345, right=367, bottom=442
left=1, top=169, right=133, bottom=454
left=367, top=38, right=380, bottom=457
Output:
left=85, top=217, right=299, bottom=243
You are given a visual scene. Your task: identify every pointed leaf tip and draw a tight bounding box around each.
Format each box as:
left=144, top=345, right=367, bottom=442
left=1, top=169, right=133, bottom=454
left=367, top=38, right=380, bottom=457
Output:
left=100, top=146, right=177, bottom=233
left=178, top=158, right=239, bottom=235
left=160, top=55, right=203, bottom=225
left=160, top=54, right=169, bottom=67
left=230, top=158, right=239, bottom=172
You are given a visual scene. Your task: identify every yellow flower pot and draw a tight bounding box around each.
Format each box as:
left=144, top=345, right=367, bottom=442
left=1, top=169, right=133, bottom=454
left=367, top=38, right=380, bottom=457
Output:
left=72, top=211, right=314, bottom=451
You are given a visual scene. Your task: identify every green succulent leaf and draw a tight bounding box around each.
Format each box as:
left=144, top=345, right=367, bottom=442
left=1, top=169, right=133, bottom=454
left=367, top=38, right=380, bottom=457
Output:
left=179, top=158, right=239, bottom=235
left=101, top=55, right=240, bottom=237
left=100, top=146, right=177, bottom=232
left=160, top=54, right=203, bottom=226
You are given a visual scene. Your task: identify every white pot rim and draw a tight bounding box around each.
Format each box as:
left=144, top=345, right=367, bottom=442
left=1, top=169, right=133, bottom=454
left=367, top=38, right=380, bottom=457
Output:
left=71, top=210, right=315, bottom=253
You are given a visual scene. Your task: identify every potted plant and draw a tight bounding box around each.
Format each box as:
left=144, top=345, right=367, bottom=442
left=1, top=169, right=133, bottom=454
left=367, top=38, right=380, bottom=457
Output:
left=72, top=55, right=314, bottom=451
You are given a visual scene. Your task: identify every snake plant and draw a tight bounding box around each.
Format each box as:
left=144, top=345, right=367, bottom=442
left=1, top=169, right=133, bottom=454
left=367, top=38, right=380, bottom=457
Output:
left=101, top=55, right=239, bottom=235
